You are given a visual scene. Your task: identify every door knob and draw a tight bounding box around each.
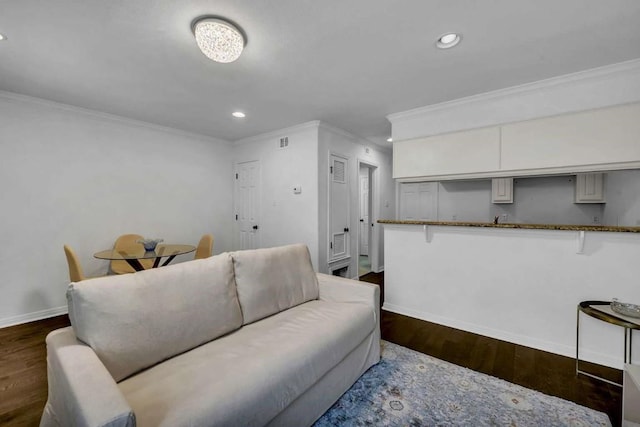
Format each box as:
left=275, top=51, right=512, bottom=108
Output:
left=253, top=225, right=259, bottom=230
left=360, top=219, right=364, bottom=222
left=344, top=227, right=349, bottom=233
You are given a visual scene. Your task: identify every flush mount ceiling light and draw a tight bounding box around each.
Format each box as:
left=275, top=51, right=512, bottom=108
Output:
left=232, top=111, right=246, bottom=118
left=436, top=32, right=462, bottom=49
left=0, top=33, right=6, bottom=41
left=387, top=137, right=393, bottom=142
left=192, top=17, right=245, bottom=63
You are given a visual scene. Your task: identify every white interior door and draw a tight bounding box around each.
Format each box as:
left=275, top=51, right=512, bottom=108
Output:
left=329, top=154, right=349, bottom=261
left=359, top=174, right=369, bottom=256
left=235, top=160, right=260, bottom=250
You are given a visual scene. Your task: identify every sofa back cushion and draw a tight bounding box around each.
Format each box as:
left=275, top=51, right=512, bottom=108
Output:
left=67, top=253, right=242, bottom=382
left=232, top=244, right=319, bottom=325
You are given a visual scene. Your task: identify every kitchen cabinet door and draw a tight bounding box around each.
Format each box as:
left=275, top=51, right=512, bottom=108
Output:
left=575, top=173, right=605, bottom=203
left=501, top=103, right=640, bottom=172
left=492, top=178, right=514, bottom=204
left=393, top=127, right=500, bottom=180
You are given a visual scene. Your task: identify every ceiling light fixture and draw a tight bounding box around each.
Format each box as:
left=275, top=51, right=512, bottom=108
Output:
left=436, top=32, right=461, bottom=49
left=232, top=111, right=246, bottom=118
left=192, top=17, right=245, bottom=63
left=387, top=137, right=393, bottom=142
left=0, top=33, right=6, bottom=41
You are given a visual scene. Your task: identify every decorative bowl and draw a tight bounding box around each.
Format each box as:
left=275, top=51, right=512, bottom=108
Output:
left=611, top=298, right=640, bottom=318
left=137, top=238, right=163, bottom=251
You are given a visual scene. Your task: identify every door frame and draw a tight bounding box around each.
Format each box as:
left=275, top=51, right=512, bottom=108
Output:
left=357, top=158, right=380, bottom=273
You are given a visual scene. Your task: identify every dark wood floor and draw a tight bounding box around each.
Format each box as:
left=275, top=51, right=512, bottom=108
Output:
left=0, top=272, right=621, bottom=426
left=359, top=271, right=622, bottom=426
left=0, top=315, right=70, bottom=426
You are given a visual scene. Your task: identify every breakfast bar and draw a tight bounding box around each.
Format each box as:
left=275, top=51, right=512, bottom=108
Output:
left=379, top=219, right=640, bottom=369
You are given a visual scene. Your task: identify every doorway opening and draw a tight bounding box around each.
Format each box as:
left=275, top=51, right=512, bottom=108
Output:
left=357, top=160, right=378, bottom=277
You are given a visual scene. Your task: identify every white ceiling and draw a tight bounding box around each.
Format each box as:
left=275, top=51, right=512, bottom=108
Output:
left=1, top=1, right=640, bottom=145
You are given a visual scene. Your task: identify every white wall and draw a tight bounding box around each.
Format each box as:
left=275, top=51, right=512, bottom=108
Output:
left=494, top=176, right=604, bottom=225
left=232, top=121, right=394, bottom=277
left=385, top=59, right=640, bottom=363
left=434, top=175, right=606, bottom=225
left=0, top=92, right=234, bottom=327
left=383, top=224, right=640, bottom=369
left=603, top=169, right=640, bottom=227
left=436, top=180, right=492, bottom=222
left=232, top=122, right=320, bottom=268
left=318, top=124, right=395, bottom=277
left=401, top=170, right=640, bottom=226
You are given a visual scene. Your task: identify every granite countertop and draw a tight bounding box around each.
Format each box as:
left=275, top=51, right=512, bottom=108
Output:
left=377, top=219, right=640, bottom=233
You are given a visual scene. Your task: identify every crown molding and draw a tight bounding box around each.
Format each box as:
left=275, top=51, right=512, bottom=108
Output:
left=0, top=90, right=233, bottom=146
left=318, top=122, right=392, bottom=153
left=233, top=120, right=321, bottom=145
left=318, top=121, right=360, bottom=141
left=387, top=58, right=640, bottom=123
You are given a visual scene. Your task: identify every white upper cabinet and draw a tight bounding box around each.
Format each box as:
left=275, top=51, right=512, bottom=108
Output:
left=575, top=173, right=605, bottom=203
left=491, top=178, right=513, bottom=204
left=393, top=102, right=640, bottom=181
left=393, top=127, right=500, bottom=180
left=500, top=103, right=640, bottom=173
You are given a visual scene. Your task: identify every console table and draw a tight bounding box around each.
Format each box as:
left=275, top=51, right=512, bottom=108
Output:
left=576, top=300, right=640, bottom=387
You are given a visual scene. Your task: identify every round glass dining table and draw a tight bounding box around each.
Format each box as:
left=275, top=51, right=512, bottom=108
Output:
left=94, top=244, right=196, bottom=272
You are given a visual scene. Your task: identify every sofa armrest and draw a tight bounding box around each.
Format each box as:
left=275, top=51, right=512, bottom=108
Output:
left=317, top=273, right=380, bottom=338
left=317, top=273, right=379, bottom=306
left=40, top=327, right=135, bottom=427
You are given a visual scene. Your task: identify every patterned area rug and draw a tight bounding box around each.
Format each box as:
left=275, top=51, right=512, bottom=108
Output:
left=314, top=341, right=611, bottom=426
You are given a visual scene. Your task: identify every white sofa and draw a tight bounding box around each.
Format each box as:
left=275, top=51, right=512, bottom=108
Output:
left=40, top=244, right=380, bottom=427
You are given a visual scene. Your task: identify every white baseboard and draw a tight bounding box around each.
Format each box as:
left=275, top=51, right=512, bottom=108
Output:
left=0, top=306, right=68, bottom=329
left=382, top=303, right=622, bottom=369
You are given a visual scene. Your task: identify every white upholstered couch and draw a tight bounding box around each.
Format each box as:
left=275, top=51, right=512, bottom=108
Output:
left=40, top=244, right=380, bottom=427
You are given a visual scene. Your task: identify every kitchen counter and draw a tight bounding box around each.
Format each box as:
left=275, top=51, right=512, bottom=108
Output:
left=381, top=219, right=640, bottom=370
left=377, top=219, right=640, bottom=233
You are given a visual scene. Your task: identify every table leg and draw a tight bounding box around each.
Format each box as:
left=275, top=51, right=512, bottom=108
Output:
left=625, top=328, right=629, bottom=364
left=152, top=257, right=161, bottom=268
left=161, top=255, right=177, bottom=267
left=124, top=258, right=145, bottom=272
left=628, top=328, right=633, bottom=364
left=576, top=305, right=580, bottom=376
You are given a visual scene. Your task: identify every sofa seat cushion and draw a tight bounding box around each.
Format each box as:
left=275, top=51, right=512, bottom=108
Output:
left=118, top=300, right=375, bottom=427
left=67, top=254, right=242, bottom=382
left=232, top=244, right=319, bottom=325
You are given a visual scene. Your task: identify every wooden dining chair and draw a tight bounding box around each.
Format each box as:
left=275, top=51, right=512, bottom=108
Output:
left=110, top=234, right=154, bottom=274
left=64, top=245, right=86, bottom=282
left=194, top=234, right=214, bottom=259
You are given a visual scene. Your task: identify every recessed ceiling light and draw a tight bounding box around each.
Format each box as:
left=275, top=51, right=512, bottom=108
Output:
left=436, top=33, right=461, bottom=49
left=0, top=33, right=6, bottom=41
left=232, top=111, right=246, bottom=118
left=387, top=137, right=393, bottom=142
